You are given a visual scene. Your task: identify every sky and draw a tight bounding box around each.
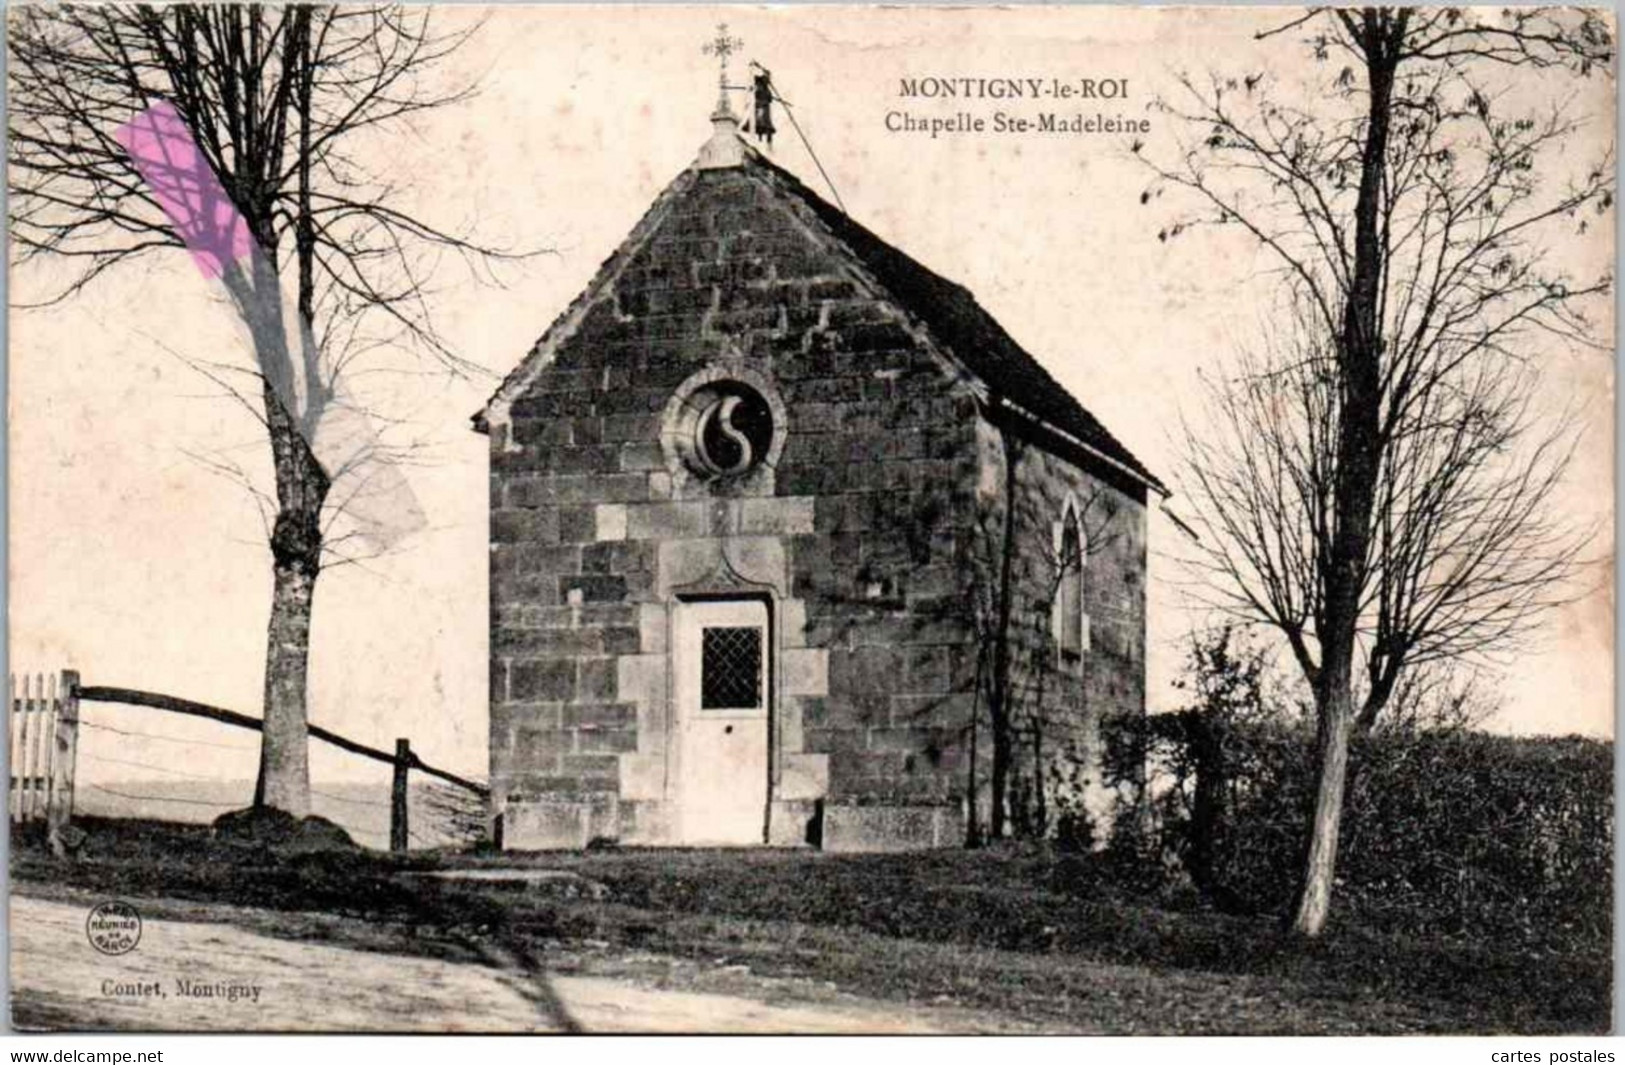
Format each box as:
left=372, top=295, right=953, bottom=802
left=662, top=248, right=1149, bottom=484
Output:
left=8, top=6, right=1615, bottom=794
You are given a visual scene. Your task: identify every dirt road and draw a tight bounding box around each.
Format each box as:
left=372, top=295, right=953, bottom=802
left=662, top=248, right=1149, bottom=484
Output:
left=10, top=896, right=961, bottom=1033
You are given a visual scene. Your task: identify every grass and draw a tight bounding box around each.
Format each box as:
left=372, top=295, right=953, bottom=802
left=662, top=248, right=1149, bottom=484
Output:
left=11, top=817, right=1611, bottom=1034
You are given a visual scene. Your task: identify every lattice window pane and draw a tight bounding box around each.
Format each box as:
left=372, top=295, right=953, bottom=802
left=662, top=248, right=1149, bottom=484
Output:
left=702, top=626, right=763, bottom=709
left=1058, top=512, right=1084, bottom=659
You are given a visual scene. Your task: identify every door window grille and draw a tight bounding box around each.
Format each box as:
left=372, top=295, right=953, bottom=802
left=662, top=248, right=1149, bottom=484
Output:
left=701, top=626, right=763, bottom=709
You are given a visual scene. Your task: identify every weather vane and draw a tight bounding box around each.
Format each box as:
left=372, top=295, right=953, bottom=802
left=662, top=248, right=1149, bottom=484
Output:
left=703, top=23, right=744, bottom=88
left=699, top=23, right=783, bottom=155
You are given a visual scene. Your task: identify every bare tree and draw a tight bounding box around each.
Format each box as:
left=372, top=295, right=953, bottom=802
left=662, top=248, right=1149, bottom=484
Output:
left=1378, top=661, right=1501, bottom=735
left=10, top=4, right=522, bottom=817
left=1142, top=7, right=1612, bottom=934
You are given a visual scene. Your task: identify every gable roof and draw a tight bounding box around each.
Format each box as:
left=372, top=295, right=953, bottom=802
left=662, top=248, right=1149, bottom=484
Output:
left=749, top=152, right=1164, bottom=495
left=475, top=168, right=699, bottom=435
left=479, top=137, right=1164, bottom=496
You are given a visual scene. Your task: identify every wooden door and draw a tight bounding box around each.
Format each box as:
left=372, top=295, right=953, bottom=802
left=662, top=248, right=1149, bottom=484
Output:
left=673, top=599, right=770, bottom=845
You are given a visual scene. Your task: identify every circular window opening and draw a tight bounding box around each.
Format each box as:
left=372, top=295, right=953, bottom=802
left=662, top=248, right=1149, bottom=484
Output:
left=676, top=381, right=776, bottom=479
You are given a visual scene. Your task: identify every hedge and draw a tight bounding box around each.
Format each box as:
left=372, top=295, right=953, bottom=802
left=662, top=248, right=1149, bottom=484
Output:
left=1103, top=715, right=1612, bottom=946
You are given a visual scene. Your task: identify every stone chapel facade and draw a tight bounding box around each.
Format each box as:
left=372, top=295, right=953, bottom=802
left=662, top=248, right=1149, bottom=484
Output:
left=476, top=105, right=1165, bottom=851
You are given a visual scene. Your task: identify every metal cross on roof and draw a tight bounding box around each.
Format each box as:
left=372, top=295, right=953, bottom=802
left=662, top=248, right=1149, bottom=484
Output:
left=703, top=23, right=744, bottom=87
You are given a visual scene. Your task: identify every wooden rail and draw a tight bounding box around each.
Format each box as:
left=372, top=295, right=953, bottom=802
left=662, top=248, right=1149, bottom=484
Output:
left=70, top=683, right=487, bottom=851
left=75, top=685, right=489, bottom=797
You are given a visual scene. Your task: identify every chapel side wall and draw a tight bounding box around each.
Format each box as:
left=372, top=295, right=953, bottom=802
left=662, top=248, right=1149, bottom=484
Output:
left=488, top=165, right=984, bottom=850
left=974, top=416, right=1149, bottom=839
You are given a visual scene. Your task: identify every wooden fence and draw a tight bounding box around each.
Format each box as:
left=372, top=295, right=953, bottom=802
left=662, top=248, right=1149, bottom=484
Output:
left=10, top=671, right=486, bottom=854
left=9, top=670, right=81, bottom=857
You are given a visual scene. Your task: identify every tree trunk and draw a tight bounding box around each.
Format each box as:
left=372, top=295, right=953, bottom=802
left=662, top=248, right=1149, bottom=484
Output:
left=1188, top=713, right=1224, bottom=894
left=255, top=377, right=330, bottom=816
left=259, top=556, right=316, bottom=815
left=964, top=645, right=986, bottom=848
left=988, top=425, right=1022, bottom=840
left=255, top=6, right=327, bottom=818
left=1288, top=9, right=1403, bottom=938
left=989, top=710, right=1011, bottom=839
left=1031, top=715, right=1047, bottom=837
left=1291, top=684, right=1354, bottom=935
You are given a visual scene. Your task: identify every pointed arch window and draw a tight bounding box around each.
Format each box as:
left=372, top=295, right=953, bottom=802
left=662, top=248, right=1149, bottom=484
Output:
left=1053, top=502, right=1090, bottom=666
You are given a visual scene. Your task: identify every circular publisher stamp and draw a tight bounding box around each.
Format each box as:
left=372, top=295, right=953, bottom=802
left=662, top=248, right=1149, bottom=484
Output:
left=85, top=900, right=142, bottom=956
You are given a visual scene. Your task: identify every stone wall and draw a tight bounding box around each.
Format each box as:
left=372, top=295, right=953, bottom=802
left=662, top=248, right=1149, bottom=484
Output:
left=487, top=164, right=990, bottom=849
left=973, top=412, right=1149, bottom=840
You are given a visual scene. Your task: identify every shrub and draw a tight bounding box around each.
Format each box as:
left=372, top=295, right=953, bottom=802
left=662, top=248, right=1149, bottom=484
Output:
left=1104, top=712, right=1612, bottom=947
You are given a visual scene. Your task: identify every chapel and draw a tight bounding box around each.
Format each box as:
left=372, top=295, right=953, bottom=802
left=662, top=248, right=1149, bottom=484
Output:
left=475, top=73, right=1164, bottom=850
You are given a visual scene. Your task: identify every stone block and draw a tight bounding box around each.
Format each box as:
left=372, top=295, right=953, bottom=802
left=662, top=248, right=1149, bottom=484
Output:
left=563, top=753, right=622, bottom=781
left=552, top=445, right=617, bottom=475
left=510, top=416, right=572, bottom=447
left=603, top=413, right=658, bottom=442
left=638, top=604, right=669, bottom=654
left=577, top=603, right=638, bottom=627
left=798, top=696, right=830, bottom=728
left=803, top=727, right=865, bottom=755
left=515, top=545, right=579, bottom=579
left=902, top=645, right=953, bottom=693
left=505, top=800, right=590, bottom=850
left=656, top=539, right=721, bottom=592
left=594, top=504, right=627, bottom=542
left=780, top=599, right=808, bottom=648
left=604, top=626, right=642, bottom=655
left=767, top=800, right=820, bottom=847
left=503, top=701, right=562, bottom=731
left=617, top=653, right=667, bottom=710
left=490, top=569, right=554, bottom=605
left=821, top=804, right=960, bottom=852
left=620, top=442, right=666, bottom=472
left=868, top=726, right=954, bottom=754
left=563, top=702, right=635, bottom=729
left=830, top=645, right=906, bottom=696
left=570, top=416, right=604, bottom=445
left=618, top=753, right=667, bottom=802
left=550, top=472, right=648, bottom=504
left=889, top=692, right=974, bottom=729
left=778, top=701, right=805, bottom=754
left=505, top=475, right=555, bottom=508
left=628, top=502, right=709, bottom=540
left=558, top=506, right=597, bottom=544
left=781, top=648, right=829, bottom=697
left=492, top=507, right=560, bottom=545
left=490, top=659, right=509, bottom=703
left=725, top=537, right=787, bottom=589
left=510, top=659, right=574, bottom=702
left=739, top=496, right=816, bottom=536
left=560, top=574, right=627, bottom=603
left=497, top=627, right=604, bottom=655
left=507, top=728, right=566, bottom=773
left=778, top=753, right=829, bottom=800
left=578, top=728, right=637, bottom=754
left=577, top=657, right=618, bottom=701
left=581, top=542, right=617, bottom=574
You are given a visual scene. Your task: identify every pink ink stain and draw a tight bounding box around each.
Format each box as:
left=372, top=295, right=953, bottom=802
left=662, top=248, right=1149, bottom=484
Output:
left=115, top=102, right=253, bottom=278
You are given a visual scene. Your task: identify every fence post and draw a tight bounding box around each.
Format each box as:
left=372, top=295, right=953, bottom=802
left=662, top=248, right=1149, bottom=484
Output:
left=40, top=675, right=58, bottom=826
left=391, top=738, right=410, bottom=853
left=21, top=675, right=40, bottom=821
left=8, top=675, right=18, bottom=824
left=48, top=671, right=80, bottom=858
